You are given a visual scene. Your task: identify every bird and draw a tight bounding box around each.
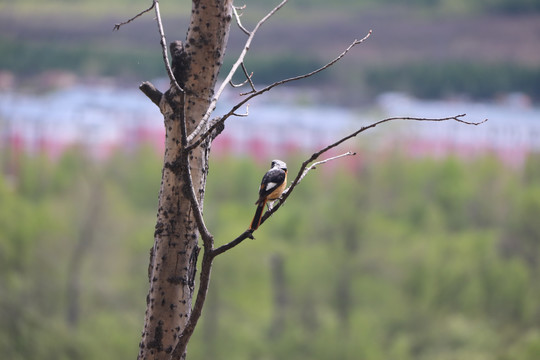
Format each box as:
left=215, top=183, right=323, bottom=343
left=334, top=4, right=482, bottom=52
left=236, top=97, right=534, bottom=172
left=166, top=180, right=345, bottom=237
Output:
left=249, top=159, right=288, bottom=231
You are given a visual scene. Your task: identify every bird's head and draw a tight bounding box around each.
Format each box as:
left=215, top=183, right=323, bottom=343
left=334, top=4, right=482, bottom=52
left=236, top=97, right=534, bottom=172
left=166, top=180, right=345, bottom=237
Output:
left=271, top=159, right=287, bottom=171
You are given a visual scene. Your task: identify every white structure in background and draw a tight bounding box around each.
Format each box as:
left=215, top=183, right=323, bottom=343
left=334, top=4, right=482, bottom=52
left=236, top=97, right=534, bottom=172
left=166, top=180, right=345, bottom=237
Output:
left=0, top=85, right=163, bottom=158
left=377, top=92, right=540, bottom=166
left=0, top=85, right=539, bottom=165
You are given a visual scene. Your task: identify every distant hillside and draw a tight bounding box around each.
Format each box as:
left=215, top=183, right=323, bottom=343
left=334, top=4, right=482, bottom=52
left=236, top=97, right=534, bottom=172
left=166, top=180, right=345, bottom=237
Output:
left=3, top=0, right=540, bottom=15
left=0, top=2, right=539, bottom=101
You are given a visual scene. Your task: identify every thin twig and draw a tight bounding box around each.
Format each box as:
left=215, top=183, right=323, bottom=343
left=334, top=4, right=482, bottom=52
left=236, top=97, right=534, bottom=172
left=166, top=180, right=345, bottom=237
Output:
left=309, top=114, right=486, bottom=161
left=294, top=151, right=356, bottom=187
left=113, top=1, right=183, bottom=93
left=233, top=5, right=251, bottom=36
left=212, top=230, right=254, bottom=257
left=153, top=1, right=184, bottom=93
left=113, top=1, right=155, bottom=31
left=239, top=63, right=257, bottom=94
left=186, top=0, right=289, bottom=146
left=182, top=158, right=213, bottom=249
left=228, top=63, right=257, bottom=93
left=229, top=78, right=249, bottom=88
left=232, top=103, right=250, bottom=117
left=186, top=32, right=372, bottom=152
left=229, top=63, right=254, bottom=88
left=273, top=114, right=486, bottom=217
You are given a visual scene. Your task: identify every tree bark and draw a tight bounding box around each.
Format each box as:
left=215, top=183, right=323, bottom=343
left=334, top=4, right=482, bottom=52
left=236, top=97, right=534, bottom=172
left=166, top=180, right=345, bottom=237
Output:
left=137, top=1, right=232, bottom=359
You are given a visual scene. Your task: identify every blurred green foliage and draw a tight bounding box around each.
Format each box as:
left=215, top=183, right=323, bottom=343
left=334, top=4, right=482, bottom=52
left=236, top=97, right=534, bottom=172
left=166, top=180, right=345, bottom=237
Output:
left=364, top=62, right=540, bottom=99
left=1, top=146, right=540, bottom=359
left=0, top=38, right=164, bottom=79
left=3, top=27, right=538, bottom=100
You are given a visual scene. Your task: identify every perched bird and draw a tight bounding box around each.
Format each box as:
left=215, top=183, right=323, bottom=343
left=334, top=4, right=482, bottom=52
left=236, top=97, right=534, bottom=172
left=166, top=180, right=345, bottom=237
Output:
left=249, top=159, right=288, bottom=231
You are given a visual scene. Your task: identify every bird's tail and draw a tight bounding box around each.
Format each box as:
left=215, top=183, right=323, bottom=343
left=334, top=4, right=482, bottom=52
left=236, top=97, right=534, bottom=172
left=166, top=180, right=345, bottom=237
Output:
left=249, top=199, right=267, bottom=231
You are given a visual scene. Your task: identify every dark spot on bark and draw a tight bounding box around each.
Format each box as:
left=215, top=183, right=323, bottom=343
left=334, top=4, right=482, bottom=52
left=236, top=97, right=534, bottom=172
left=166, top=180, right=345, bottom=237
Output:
left=167, top=276, right=185, bottom=285
left=154, top=222, right=164, bottom=237
left=170, top=41, right=190, bottom=88
left=147, top=321, right=164, bottom=351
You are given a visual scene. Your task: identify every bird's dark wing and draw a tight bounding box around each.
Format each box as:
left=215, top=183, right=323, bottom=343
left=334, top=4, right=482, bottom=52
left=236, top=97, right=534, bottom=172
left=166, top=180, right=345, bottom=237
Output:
left=256, top=168, right=286, bottom=202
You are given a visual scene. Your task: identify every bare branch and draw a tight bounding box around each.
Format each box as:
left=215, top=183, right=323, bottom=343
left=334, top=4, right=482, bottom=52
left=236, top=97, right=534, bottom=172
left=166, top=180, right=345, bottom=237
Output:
left=186, top=0, right=289, bottom=146
left=139, top=81, right=163, bottom=107
left=182, top=158, right=213, bottom=249
left=233, top=5, right=251, bottom=36
left=212, top=230, right=254, bottom=257
left=229, top=63, right=257, bottom=94
left=270, top=114, right=486, bottom=219
left=232, top=103, right=250, bottom=117
left=113, top=0, right=183, bottom=94
left=229, top=63, right=254, bottom=89
left=239, top=63, right=257, bottom=94
left=113, top=1, right=155, bottom=31
left=292, top=151, right=356, bottom=189
left=189, top=32, right=372, bottom=151
left=153, top=1, right=184, bottom=93
left=212, top=114, right=486, bottom=254
left=229, top=79, right=249, bottom=88
left=309, top=114, right=486, bottom=161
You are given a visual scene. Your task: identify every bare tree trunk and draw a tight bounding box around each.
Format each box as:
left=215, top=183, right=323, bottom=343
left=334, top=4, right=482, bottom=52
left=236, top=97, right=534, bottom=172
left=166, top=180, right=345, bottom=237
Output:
left=137, top=1, right=232, bottom=359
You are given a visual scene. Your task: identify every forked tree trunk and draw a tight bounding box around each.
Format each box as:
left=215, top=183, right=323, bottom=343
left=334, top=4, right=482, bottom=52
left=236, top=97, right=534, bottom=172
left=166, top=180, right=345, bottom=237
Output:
left=137, top=1, right=232, bottom=359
